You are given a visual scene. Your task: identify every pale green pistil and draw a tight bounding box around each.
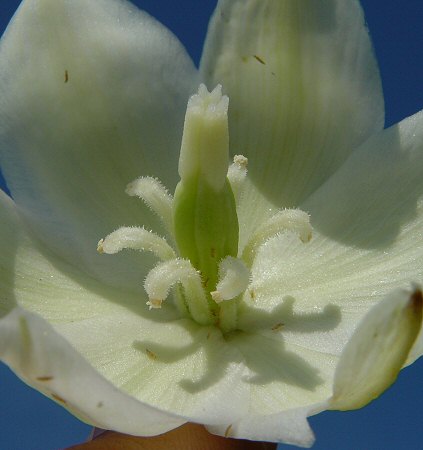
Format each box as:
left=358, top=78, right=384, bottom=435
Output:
left=98, top=85, right=312, bottom=332
left=173, top=85, right=239, bottom=305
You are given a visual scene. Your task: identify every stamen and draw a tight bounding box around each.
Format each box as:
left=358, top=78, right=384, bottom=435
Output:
left=125, top=177, right=173, bottom=234
left=211, top=256, right=250, bottom=303
left=243, top=209, right=312, bottom=264
left=227, top=155, right=248, bottom=202
left=97, top=227, right=175, bottom=261
left=144, top=258, right=213, bottom=325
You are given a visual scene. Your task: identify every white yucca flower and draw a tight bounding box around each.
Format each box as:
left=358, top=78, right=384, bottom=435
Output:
left=0, top=0, right=421, bottom=447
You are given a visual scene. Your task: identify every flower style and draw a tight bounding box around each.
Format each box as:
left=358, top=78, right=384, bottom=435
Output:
left=0, top=0, right=422, bottom=447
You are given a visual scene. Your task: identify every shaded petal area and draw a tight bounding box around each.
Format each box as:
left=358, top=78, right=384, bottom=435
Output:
left=243, top=111, right=423, bottom=359
left=201, top=0, right=384, bottom=234
left=0, top=0, right=199, bottom=290
left=0, top=307, right=186, bottom=435
left=303, top=110, right=423, bottom=250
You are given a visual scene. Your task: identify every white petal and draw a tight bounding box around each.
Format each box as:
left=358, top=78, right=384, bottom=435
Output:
left=206, top=404, right=321, bottom=447
left=0, top=0, right=199, bottom=290
left=243, top=111, right=423, bottom=359
left=201, top=0, right=384, bottom=218
left=303, top=110, right=423, bottom=251
left=0, top=307, right=185, bottom=435
left=330, top=288, right=422, bottom=410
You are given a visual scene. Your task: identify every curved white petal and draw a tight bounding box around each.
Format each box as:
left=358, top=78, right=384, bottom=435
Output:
left=0, top=0, right=199, bottom=290
left=241, top=111, right=423, bottom=361
left=206, top=404, right=322, bottom=447
left=201, top=0, right=384, bottom=225
left=330, top=288, right=422, bottom=410
left=303, top=110, right=423, bottom=251
left=0, top=307, right=186, bottom=435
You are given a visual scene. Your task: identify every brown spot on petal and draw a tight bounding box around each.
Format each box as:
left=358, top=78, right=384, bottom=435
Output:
left=64, top=70, right=69, bottom=83
left=410, top=289, right=423, bottom=315
left=97, top=401, right=104, bottom=408
left=146, top=349, right=157, bottom=360
left=224, top=424, right=233, bottom=438
left=36, top=376, right=53, bottom=382
left=253, top=55, right=266, bottom=65
left=52, top=393, right=67, bottom=405
left=271, top=323, right=284, bottom=332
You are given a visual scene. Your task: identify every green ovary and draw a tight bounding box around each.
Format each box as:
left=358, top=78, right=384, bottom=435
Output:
left=173, top=176, right=239, bottom=294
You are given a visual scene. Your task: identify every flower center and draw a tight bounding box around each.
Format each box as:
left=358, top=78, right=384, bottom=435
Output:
left=98, top=85, right=312, bottom=332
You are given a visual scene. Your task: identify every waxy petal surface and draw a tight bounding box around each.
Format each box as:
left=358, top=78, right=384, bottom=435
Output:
left=244, top=111, right=423, bottom=360
left=201, top=0, right=384, bottom=240
left=0, top=307, right=186, bottom=435
left=0, top=0, right=199, bottom=290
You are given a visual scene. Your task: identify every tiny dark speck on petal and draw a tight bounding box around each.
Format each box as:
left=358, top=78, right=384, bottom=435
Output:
left=225, top=424, right=233, bottom=438
left=146, top=348, right=157, bottom=360
left=36, top=376, right=54, bottom=382
left=410, top=289, right=423, bottom=315
left=253, top=55, right=266, bottom=65
left=52, top=393, right=67, bottom=404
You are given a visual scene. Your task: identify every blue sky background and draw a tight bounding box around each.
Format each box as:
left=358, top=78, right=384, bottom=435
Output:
left=0, top=1, right=422, bottom=449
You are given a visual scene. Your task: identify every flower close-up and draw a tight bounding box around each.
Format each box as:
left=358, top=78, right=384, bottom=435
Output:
left=0, top=0, right=422, bottom=448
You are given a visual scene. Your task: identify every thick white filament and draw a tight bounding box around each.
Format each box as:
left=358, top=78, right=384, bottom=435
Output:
left=227, top=155, right=248, bottom=202
left=243, top=209, right=312, bottom=265
left=144, top=259, right=213, bottom=325
left=98, top=227, right=175, bottom=261
left=211, top=256, right=250, bottom=303
left=125, top=177, right=173, bottom=234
